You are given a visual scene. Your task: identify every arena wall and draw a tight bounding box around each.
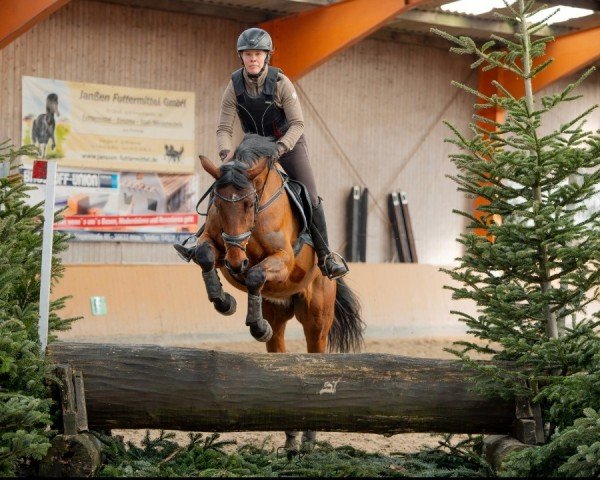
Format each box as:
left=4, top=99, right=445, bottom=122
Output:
left=2, top=2, right=598, bottom=342
left=1, top=1, right=598, bottom=266
left=1, top=0, right=477, bottom=265
left=52, top=263, right=474, bottom=343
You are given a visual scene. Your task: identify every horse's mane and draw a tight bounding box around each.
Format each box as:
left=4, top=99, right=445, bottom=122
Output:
left=216, top=134, right=278, bottom=191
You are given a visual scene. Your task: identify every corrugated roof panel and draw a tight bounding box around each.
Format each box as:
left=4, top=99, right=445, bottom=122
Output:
left=97, top=0, right=600, bottom=39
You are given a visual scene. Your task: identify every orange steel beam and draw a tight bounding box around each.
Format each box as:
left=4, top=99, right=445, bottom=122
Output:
left=474, top=25, right=600, bottom=236
left=260, top=0, right=429, bottom=80
left=0, top=0, right=71, bottom=50
left=501, top=25, right=600, bottom=97
left=474, top=67, right=506, bottom=238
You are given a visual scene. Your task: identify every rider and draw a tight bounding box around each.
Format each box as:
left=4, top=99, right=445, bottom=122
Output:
left=216, top=27, right=348, bottom=280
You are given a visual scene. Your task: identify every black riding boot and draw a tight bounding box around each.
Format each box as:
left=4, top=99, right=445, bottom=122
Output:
left=174, top=243, right=195, bottom=262
left=310, top=200, right=349, bottom=279
left=173, top=225, right=205, bottom=262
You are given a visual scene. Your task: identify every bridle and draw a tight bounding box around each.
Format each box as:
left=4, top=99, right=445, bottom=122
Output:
left=215, top=167, right=287, bottom=252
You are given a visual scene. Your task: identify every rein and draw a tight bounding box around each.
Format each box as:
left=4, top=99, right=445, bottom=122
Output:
left=195, top=182, right=217, bottom=217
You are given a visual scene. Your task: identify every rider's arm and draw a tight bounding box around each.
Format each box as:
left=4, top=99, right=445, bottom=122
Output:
left=216, top=81, right=237, bottom=158
left=275, top=74, right=305, bottom=153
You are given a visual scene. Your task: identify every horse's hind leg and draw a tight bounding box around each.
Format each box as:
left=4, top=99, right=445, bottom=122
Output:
left=300, top=430, right=316, bottom=450
left=194, top=240, right=236, bottom=315
left=262, top=300, right=293, bottom=354
left=261, top=300, right=300, bottom=452
left=284, top=431, right=300, bottom=454
left=296, top=279, right=336, bottom=354
left=294, top=279, right=337, bottom=451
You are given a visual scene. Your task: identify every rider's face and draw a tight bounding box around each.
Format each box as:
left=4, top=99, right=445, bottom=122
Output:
left=241, top=50, right=267, bottom=75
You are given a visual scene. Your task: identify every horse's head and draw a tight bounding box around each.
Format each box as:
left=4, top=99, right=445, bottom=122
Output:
left=200, top=134, right=278, bottom=275
left=46, top=93, right=59, bottom=117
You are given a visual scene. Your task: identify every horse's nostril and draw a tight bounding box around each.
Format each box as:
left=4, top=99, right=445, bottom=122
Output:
left=224, top=259, right=231, bottom=270
left=242, top=259, right=249, bottom=271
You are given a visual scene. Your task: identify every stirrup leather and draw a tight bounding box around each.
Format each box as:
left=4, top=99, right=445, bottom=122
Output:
left=319, top=252, right=349, bottom=279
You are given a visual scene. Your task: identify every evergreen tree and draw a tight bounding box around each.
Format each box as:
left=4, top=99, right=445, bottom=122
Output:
left=0, top=140, right=76, bottom=475
left=433, top=0, right=599, bottom=475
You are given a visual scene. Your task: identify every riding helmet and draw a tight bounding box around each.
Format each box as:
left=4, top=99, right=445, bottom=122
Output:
left=237, top=28, right=273, bottom=52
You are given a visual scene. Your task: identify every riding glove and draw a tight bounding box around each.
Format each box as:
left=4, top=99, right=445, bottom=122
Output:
left=273, top=142, right=287, bottom=161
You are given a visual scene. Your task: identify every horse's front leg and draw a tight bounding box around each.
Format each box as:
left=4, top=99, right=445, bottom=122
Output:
left=194, top=239, right=237, bottom=316
left=244, top=254, right=290, bottom=342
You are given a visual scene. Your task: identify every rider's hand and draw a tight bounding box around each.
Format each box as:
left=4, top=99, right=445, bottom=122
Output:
left=219, top=149, right=233, bottom=163
left=273, top=143, right=287, bottom=160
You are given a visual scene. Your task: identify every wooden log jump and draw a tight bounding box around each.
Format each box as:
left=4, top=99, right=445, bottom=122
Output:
left=47, top=342, right=515, bottom=435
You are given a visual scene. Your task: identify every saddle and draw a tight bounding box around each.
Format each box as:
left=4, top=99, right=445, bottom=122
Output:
left=175, top=170, right=313, bottom=261
left=280, top=171, right=314, bottom=256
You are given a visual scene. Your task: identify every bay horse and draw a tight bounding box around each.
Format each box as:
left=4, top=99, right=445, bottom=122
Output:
left=193, top=134, right=364, bottom=451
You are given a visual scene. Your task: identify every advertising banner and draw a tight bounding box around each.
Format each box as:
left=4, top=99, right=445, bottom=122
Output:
left=21, top=164, right=199, bottom=243
left=21, top=76, right=195, bottom=173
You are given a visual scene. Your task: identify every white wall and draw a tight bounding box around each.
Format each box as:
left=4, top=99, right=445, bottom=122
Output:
left=1, top=0, right=597, bottom=265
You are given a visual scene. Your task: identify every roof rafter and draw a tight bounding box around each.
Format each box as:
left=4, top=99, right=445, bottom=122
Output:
left=0, top=0, right=71, bottom=50
left=260, top=0, right=430, bottom=80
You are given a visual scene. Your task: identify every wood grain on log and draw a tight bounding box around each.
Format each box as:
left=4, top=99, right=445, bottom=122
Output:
left=483, top=435, right=532, bottom=470
left=47, top=342, right=515, bottom=434
left=39, top=433, right=102, bottom=478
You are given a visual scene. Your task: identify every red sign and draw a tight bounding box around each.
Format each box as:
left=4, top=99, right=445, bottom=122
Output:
left=32, top=160, right=48, bottom=179
left=55, top=213, right=199, bottom=229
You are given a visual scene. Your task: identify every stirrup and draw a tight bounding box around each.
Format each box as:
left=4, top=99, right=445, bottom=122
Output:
left=173, top=243, right=195, bottom=262
left=174, top=231, right=200, bottom=262
left=320, top=252, right=349, bottom=280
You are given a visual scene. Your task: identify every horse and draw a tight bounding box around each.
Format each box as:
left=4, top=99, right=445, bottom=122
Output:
left=193, top=133, right=364, bottom=452
left=32, top=93, right=59, bottom=158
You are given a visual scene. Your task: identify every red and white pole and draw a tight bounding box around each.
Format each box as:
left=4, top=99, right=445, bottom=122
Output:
left=34, top=159, right=57, bottom=357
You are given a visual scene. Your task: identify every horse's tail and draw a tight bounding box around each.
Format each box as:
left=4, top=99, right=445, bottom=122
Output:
left=327, top=278, right=365, bottom=353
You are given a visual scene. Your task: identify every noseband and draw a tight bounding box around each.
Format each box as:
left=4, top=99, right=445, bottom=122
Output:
left=214, top=168, right=287, bottom=252
left=221, top=230, right=253, bottom=251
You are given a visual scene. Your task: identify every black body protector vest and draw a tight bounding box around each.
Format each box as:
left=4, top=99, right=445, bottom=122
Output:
left=232, top=66, right=289, bottom=139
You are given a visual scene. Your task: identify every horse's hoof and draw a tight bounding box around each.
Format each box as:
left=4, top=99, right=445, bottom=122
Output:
left=249, top=321, right=272, bottom=342
left=286, top=448, right=299, bottom=460
left=300, top=430, right=316, bottom=452
left=284, top=433, right=300, bottom=457
left=301, top=430, right=316, bottom=444
left=214, top=293, right=236, bottom=316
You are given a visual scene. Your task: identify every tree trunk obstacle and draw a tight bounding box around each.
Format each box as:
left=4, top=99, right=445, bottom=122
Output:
left=40, top=364, right=102, bottom=477
left=47, top=342, right=517, bottom=435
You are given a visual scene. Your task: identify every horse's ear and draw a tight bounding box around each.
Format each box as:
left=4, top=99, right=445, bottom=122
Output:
left=246, top=156, right=268, bottom=180
left=199, top=155, right=221, bottom=179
